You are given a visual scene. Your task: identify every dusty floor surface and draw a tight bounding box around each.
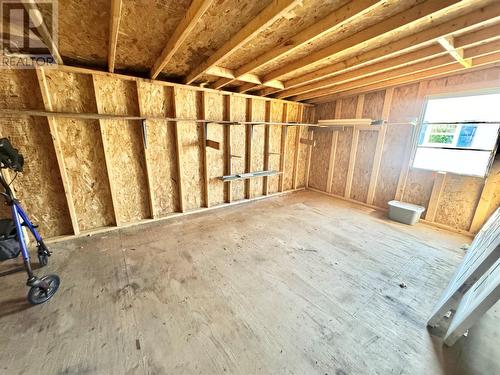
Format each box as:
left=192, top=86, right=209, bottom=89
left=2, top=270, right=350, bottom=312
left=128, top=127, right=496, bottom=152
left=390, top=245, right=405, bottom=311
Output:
left=0, top=191, right=498, bottom=375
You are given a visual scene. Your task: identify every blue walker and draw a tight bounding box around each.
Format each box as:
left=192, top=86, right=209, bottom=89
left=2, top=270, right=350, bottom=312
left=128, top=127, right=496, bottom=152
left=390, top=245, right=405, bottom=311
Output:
left=0, top=138, right=60, bottom=305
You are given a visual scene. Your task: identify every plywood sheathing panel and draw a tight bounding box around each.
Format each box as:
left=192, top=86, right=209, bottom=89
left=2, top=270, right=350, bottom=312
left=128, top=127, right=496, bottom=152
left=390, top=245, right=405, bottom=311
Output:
left=218, top=0, right=347, bottom=71
left=205, top=92, right=226, bottom=206
left=434, top=175, right=484, bottom=231
left=308, top=129, right=332, bottom=191
left=174, top=87, right=204, bottom=210
left=137, top=81, right=179, bottom=215
left=250, top=99, right=266, bottom=197
left=402, top=168, right=434, bottom=209
left=115, top=0, right=192, bottom=73
left=58, top=0, right=109, bottom=67
left=282, top=103, right=300, bottom=191
left=162, top=0, right=272, bottom=77
left=362, top=91, right=386, bottom=120
left=257, top=0, right=484, bottom=81
left=350, top=130, right=378, bottom=202
left=0, top=70, right=71, bottom=237
left=267, top=101, right=284, bottom=194
left=373, top=85, right=418, bottom=208
left=230, top=96, right=247, bottom=201
left=315, top=101, right=336, bottom=121
left=295, top=105, right=311, bottom=189
left=339, top=96, right=357, bottom=119
left=331, top=128, right=353, bottom=196
left=44, top=70, right=114, bottom=230
left=93, top=75, right=150, bottom=223
left=482, top=158, right=500, bottom=228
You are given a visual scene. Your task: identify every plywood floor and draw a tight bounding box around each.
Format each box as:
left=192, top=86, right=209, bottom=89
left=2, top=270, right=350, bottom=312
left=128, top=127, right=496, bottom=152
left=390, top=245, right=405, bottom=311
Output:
left=0, top=191, right=498, bottom=375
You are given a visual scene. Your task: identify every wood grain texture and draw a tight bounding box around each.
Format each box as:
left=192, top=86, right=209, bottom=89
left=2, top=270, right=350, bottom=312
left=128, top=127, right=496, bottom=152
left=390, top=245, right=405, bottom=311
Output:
left=362, top=90, right=385, bottom=119
left=268, top=101, right=284, bottom=194
left=250, top=99, right=266, bottom=197
left=230, top=96, right=247, bottom=201
left=205, top=92, right=225, bottom=206
left=0, top=69, right=72, bottom=237
left=402, top=169, right=435, bottom=209
left=331, top=128, right=353, bottom=196
left=350, top=130, right=378, bottom=203
left=93, top=75, right=150, bottom=223
left=174, top=87, right=204, bottom=210
left=44, top=70, right=114, bottom=230
left=283, top=126, right=298, bottom=191
left=308, top=129, right=332, bottom=191
left=137, top=81, right=180, bottom=215
left=435, top=174, right=484, bottom=231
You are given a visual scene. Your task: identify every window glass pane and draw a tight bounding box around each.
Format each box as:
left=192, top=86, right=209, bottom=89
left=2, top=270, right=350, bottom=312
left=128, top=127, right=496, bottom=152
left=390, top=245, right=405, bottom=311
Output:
left=417, top=123, right=499, bottom=149
left=413, top=148, right=491, bottom=176
left=424, top=93, right=500, bottom=123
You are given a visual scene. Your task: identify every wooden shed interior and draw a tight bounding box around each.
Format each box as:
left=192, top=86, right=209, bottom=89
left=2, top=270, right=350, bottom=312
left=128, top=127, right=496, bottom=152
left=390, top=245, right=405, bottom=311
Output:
left=0, top=0, right=499, bottom=374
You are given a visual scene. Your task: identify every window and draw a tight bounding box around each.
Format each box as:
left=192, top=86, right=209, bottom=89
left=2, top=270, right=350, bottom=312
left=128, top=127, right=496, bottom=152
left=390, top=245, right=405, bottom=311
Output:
left=413, top=92, right=500, bottom=177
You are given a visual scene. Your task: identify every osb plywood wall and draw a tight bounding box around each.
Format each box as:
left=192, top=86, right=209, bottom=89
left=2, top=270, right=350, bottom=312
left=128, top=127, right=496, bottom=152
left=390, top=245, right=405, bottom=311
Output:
left=308, top=67, right=500, bottom=235
left=0, top=68, right=309, bottom=239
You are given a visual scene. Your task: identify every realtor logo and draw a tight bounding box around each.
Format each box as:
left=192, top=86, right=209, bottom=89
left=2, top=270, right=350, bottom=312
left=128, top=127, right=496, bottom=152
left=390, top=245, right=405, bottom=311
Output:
left=0, top=0, right=58, bottom=68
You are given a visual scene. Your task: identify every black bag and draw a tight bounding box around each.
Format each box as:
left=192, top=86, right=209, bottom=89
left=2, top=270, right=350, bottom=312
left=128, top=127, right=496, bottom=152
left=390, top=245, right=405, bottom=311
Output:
left=0, top=218, right=21, bottom=261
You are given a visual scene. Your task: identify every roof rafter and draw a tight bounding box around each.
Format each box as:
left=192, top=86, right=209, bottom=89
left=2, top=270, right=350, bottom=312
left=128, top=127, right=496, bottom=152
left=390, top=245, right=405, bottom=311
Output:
left=150, top=0, right=215, bottom=79
left=264, top=5, right=500, bottom=97
left=211, top=0, right=382, bottom=90
left=184, top=0, right=302, bottom=84
left=309, top=53, right=500, bottom=104
left=108, top=0, right=122, bottom=72
left=297, top=41, right=500, bottom=102
left=276, top=24, right=500, bottom=98
left=258, top=0, right=461, bottom=85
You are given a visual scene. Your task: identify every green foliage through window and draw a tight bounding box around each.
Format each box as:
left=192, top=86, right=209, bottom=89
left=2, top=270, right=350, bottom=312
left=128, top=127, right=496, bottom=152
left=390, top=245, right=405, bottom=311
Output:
left=428, top=134, right=453, bottom=144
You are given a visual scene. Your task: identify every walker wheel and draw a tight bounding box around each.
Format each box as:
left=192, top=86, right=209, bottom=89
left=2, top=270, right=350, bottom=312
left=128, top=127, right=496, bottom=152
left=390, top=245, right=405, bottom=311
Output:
left=27, top=274, right=60, bottom=305
left=38, top=253, right=49, bottom=267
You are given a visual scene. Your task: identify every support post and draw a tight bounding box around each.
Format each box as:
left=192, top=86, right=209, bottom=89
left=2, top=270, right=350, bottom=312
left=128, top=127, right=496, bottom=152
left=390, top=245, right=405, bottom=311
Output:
left=426, top=171, right=447, bottom=222
left=245, top=98, right=253, bottom=199
left=199, top=92, right=209, bottom=208
left=278, top=103, right=288, bottom=192
left=171, top=87, right=185, bottom=212
left=224, top=95, right=232, bottom=203
left=263, top=101, right=271, bottom=195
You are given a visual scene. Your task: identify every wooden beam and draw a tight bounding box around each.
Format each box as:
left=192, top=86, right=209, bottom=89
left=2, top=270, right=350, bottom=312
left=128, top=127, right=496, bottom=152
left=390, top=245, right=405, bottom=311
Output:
left=199, top=92, right=210, bottom=207
left=171, top=87, right=185, bottom=212
left=260, top=0, right=460, bottom=83
left=238, top=79, right=284, bottom=93
left=206, top=139, right=220, bottom=150
left=437, top=35, right=472, bottom=68
left=224, top=95, right=232, bottom=203
left=36, top=68, right=79, bottom=234
left=263, top=101, right=271, bottom=195
left=425, top=171, right=447, bottom=222
left=108, top=0, right=122, bottom=72
left=278, top=103, right=288, bottom=192
left=135, top=81, right=156, bottom=218
left=23, top=0, right=63, bottom=64
left=245, top=99, right=253, bottom=199
left=185, top=0, right=301, bottom=84
left=305, top=128, right=314, bottom=188
left=216, top=0, right=381, bottom=90
left=309, top=51, right=500, bottom=104
left=326, top=100, right=342, bottom=193
left=91, top=74, right=121, bottom=226
left=292, top=106, right=304, bottom=189
left=151, top=0, right=215, bottom=79
left=282, top=3, right=500, bottom=92
left=295, top=39, right=500, bottom=101
left=366, top=88, right=393, bottom=205
left=344, top=95, right=364, bottom=198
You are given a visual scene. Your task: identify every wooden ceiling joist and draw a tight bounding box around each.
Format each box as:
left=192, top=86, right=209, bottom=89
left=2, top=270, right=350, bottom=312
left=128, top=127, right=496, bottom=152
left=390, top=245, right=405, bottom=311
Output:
left=277, top=25, right=500, bottom=99
left=150, top=0, right=215, bottom=79
left=210, top=0, right=382, bottom=90
left=257, top=0, right=460, bottom=86
left=23, top=0, right=63, bottom=65
left=308, top=50, right=500, bottom=104
left=267, top=4, right=500, bottom=97
left=108, top=0, right=122, bottom=72
left=184, top=0, right=302, bottom=85
left=437, top=36, right=473, bottom=68
left=294, top=39, right=500, bottom=101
